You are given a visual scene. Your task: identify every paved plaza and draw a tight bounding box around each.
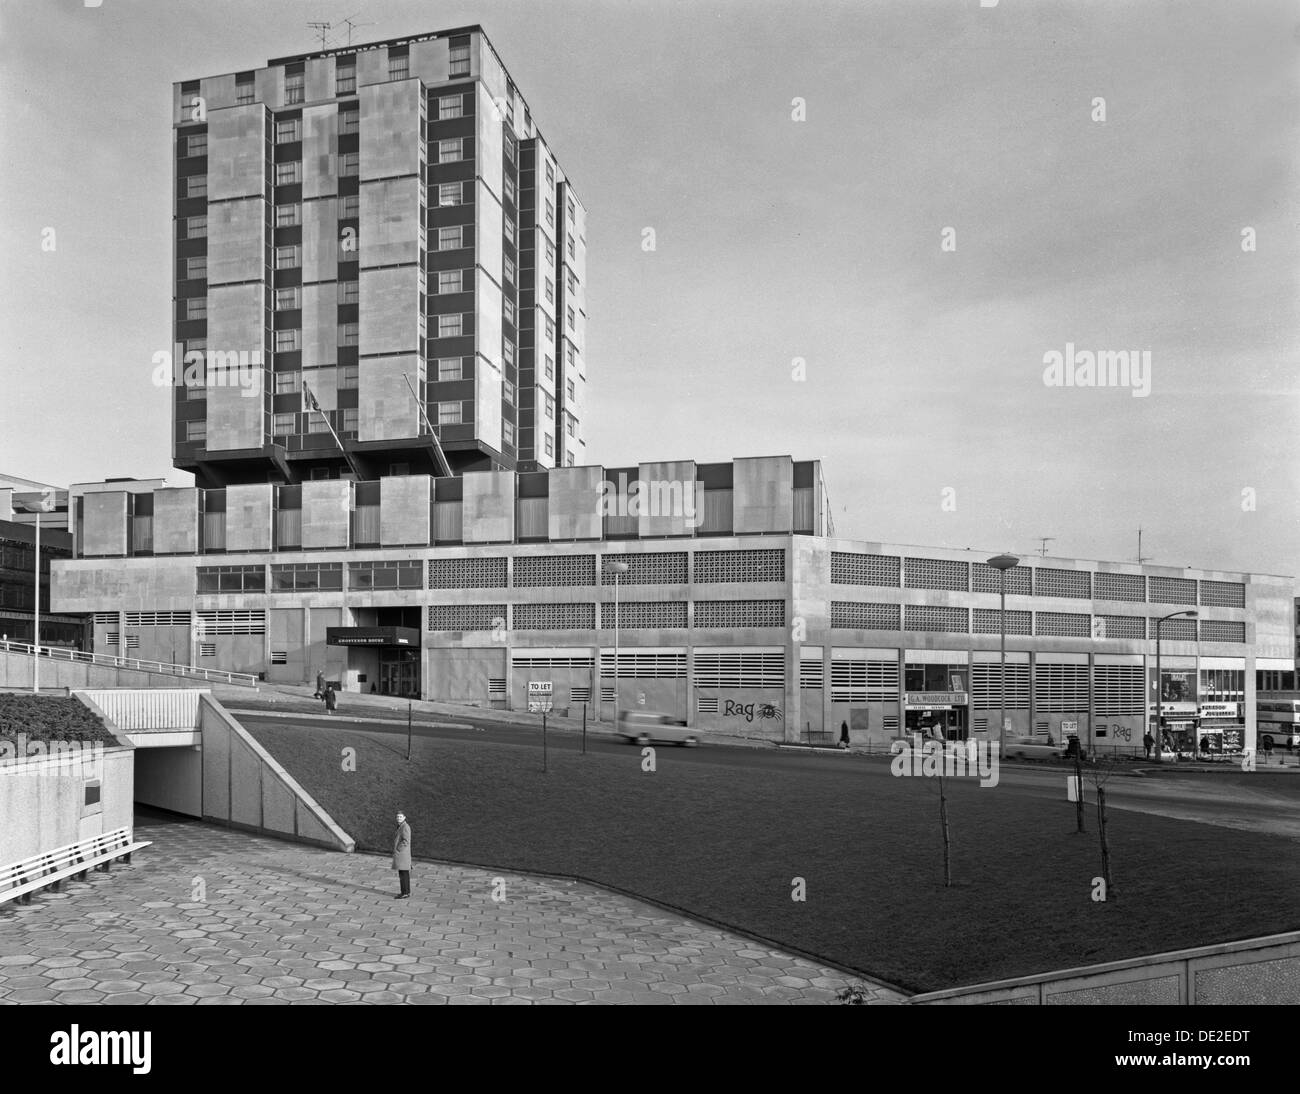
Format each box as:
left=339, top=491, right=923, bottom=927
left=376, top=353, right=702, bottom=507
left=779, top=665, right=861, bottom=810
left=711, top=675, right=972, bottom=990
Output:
left=0, top=814, right=903, bottom=1005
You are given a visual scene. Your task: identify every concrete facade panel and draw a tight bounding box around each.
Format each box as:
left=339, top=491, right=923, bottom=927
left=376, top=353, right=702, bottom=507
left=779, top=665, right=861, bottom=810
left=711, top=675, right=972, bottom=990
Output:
left=224, top=483, right=273, bottom=552
left=410, top=38, right=452, bottom=85
left=462, top=471, right=515, bottom=543
left=301, top=480, right=353, bottom=549
left=301, top=281, right=337, bottom=369
left=547, top=466, right=604, bottom=541
left=207, top=197, right=265, bottom=285
left=82, top=492, right=128, bottom=557
left=302, top=196, right=339, bottom=282
left=302, top=104, right=338, bottom=200
left=637, top=461, right=698, bottom=538
left=359, top=80, right=421, bottom=180
left=357, top=354, right=421, bottom=442
left=205, top=281, right=265, bottom=452
left=380, top=475, right=432, bottom=546
left=152, top=488, right=202, bottom=554
left=734, top=456, right=794, bottom=534
left=360, top=176, right=420, bottom=268
left=475, top=84, right=504, bottom=205
left=305, top=57, right=333, bottom=105
left=360, top=266, right=419, bottom=357
left=207, top=104, right=266, bottom=202
left=475, top=179, right=504, bottom=286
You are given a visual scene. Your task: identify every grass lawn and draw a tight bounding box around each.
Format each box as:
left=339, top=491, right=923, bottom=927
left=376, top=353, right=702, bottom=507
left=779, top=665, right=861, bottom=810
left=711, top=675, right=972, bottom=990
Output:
left=247, top=721, right=1300, bottom=993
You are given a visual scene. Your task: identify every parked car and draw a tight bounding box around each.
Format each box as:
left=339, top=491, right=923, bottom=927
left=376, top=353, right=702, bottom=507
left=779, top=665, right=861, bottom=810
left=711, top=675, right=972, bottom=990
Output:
left=617, top=710, right=699, bottom=747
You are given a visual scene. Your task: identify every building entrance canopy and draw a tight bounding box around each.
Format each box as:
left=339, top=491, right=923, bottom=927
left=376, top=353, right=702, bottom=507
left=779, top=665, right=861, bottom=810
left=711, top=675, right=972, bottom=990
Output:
left=326, top=627, right=421, bottom=648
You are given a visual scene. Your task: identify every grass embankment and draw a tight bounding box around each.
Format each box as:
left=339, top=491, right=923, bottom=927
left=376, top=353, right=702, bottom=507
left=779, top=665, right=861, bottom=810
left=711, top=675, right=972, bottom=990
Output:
left=246, top=721, right=1300, bottom=992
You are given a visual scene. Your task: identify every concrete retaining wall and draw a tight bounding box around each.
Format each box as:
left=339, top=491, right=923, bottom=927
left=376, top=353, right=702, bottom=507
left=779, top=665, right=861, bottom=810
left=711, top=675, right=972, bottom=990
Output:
left=1, top=649, right=223, bottom=692
left=909, top=932, right=1300, bottom=1005
left=197, top=695, right=354, bottom=852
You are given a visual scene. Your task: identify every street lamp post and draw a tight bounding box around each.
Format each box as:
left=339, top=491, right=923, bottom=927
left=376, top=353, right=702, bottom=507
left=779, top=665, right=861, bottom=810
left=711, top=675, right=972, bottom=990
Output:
left=988, top=554, right=1021, bottom=761
left=33, top=507, right=41, bottom=695
left=605, top=560, right=628, bottom=728
left=1154, top=609, right=1198, bottom=763
left=12, top=490, right=56, bottom=694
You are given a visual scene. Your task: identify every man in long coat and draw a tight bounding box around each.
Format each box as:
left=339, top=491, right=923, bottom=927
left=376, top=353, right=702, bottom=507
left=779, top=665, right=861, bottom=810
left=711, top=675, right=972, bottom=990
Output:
left=393, top=812, right=412, bottom=898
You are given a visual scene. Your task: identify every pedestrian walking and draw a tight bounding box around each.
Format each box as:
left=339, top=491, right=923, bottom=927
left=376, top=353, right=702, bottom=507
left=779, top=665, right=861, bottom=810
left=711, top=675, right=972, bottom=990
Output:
left=1143, top=730, right=1154, bottom=759
left=393, top=812, right=411, bottom=898
left=839, top=720, right=850, bottom=749
left=314, top=669, right=325, bottom=699
left=324, top=683, right=337, bottom=714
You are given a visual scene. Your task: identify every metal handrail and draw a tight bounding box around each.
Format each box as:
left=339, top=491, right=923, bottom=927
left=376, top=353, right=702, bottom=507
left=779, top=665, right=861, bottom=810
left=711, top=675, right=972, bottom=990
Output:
left=0, top=638, right=258, bottom=687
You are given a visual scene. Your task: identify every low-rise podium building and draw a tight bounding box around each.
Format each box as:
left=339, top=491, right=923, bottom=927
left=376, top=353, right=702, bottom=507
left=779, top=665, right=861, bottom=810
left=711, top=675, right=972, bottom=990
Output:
left=50, top=455, right=1295, bottom=753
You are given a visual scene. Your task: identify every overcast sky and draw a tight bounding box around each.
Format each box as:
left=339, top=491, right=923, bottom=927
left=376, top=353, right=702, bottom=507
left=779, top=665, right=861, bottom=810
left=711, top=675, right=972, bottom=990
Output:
left=1, top=0, right=1296, bottom=577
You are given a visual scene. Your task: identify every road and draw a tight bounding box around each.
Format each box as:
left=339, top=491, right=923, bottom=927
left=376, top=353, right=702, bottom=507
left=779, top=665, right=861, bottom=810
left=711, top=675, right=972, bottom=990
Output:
left=235, top=712, right=1300, bottom=842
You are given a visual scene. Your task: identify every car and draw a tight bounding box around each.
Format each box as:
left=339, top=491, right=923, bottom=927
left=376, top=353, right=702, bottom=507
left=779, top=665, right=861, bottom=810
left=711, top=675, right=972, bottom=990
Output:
left=617, top=710, right=700, bottom=747
left=1004, top=736, right=1067, bottom=761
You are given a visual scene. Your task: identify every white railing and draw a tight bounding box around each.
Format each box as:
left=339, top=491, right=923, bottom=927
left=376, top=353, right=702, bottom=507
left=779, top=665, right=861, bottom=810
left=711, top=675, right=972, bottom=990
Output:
left=0, top=639, right=258, bottom=688
left=76, top=688, right=205, bottom=731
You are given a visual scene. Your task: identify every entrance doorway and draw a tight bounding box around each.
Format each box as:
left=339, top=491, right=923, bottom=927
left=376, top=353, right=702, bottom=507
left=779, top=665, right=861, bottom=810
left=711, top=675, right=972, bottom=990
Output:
left=379, top=649, right=420, bottom=697
left=905, top=708, right=969, bottom=741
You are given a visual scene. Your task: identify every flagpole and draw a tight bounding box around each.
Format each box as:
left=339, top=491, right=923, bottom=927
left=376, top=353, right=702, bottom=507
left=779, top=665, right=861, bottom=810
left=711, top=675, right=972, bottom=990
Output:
left=303, top=381, right=362, bottom=480
left=402, top=372, right=450, bottom=477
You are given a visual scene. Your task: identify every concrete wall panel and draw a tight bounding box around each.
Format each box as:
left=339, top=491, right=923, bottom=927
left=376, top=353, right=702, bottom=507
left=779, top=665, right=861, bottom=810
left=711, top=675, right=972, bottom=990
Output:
left=547, top=466, right=604, bottom=541
left=380, top=475, right=431, bottom=546
left=359, top=80, right=422, bottom=180
left=208, top=104, right=266, bottom=202
left=475, top=83, right=504, bottom=205
left=410, top=38, right=452, bottom=85
left=638, top=461, right=698, bottom=538
left=462, top=471, right=515, bottom=543
left=360, top=266, right=419, bottom=357
left=734, top=456, right=794, bottom=534
left=360, top=176, right=420, bottom=268
left=207, top=197, right=265, bottom=286
left=224, top=483, right=273, bottom=553
left=82, top=492, right=128, bottom=557
left=357, top=354, right=421, bottom=442
left=301, top=480, right=352, bottom=549
left=301, top=282, right=337, bottom=370
left=302, top=197, right=338, bottom=283
left=152, top=488, right=202, bottom=554
left=302, top=104, right=338, bottom=200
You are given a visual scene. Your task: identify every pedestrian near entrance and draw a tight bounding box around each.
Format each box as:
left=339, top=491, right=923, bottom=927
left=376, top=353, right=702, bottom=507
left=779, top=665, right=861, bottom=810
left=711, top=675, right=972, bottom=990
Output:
left=1200, top=735, right=1211, bottom=758
left=840, top=720, right=850, bottom=749
left=324, top=684, right=337, bottom=714
left=393, top=812, right=412, bottom=898
left=314, top=669, right=325, bottom=699
left=1143, top=731, right=1154, bottom=759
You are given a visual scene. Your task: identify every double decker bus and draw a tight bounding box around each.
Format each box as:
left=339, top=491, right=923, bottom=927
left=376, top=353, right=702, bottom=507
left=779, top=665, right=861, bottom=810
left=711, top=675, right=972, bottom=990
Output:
left=1256, top=696, right=1300, bottom=750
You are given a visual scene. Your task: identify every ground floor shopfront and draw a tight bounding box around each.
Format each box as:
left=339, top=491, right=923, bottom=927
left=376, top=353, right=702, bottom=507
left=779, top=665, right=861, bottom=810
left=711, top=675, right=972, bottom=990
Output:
left=51, top=529, right=1292, bottom=750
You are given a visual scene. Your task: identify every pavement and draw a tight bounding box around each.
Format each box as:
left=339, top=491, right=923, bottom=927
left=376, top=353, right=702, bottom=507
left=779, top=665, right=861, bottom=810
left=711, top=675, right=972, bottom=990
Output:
left=0, top=812, right=904, bottom=1005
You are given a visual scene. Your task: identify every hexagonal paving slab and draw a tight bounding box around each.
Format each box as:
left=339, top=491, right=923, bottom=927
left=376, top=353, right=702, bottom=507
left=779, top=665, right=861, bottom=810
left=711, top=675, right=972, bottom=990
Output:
left=0, top=813, right=903, bottom=1005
